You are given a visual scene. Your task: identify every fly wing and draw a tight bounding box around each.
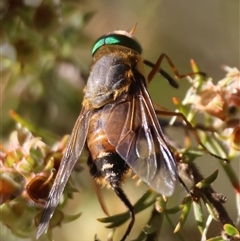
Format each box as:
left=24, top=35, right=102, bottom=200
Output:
left=36, top=109, right=91, bottom=239
left=102, top=79, right=178, bottom=196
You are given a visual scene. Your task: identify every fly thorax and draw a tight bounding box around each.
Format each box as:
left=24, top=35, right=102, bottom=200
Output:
left=83, top=50, right=139, bottom=109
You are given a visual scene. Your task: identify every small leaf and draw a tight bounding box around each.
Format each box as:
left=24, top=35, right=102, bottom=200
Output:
left=199, top=131, right=228, bottom=160
left=98, top=189, right=156, bottom=229
left=62, top=212, right=82, bottom=223
left=10, top=110, right=58, bottom=143
left=190, top=59, right=207, bottom=85
left=182, top=148, right=206, bottom=164
left=134, top=189, right=156, bottom=212
left=99, top=212, right=129, bottom=229
left=155, top=195, right=168, bottom=213
left=172, top=98, right=192, bottom=119
left=196, top=170, right=219, bottom=189
left=133, top=209, right=164, bottom=241
left=94, top=234, right=102, bottom=241
left=144, top=211, right=163, bottom=235
left=193, top=200, right=205, bottom=233
left=107, top=229, right=116, bottom=241
left=205, top=202, right=218, bottom=221
left=165, top=212, right=187, bottom=241
left=131, top=231, right=147, bottom=241
left=201, top=215, right=213, bottom=241
left=165, top=204, right=183, bottom=214
left=174, top=197, right=192, bottom=233
left=8, top=227, right=30, bottom=239
left=223, top=223, right=240, bottom=237
left=190, top=59, right=200, bottom=73
left=206, top=236, right=224, bottom=241
left=49, top=210, right=64, bottom=228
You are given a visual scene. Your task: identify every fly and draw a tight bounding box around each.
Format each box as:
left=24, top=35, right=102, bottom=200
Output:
left=36, top=28, right=193, bottom=241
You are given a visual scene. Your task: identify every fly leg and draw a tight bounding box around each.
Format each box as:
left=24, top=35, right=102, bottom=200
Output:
left=145, top=53, right=206, bottom=84
left=91, top=152, right=134, bottom=241
left=112, top=186, right=135, bottom=241
left=155, top=109, right=229, bottom=162
left=144, top=59, right=179, bottom=88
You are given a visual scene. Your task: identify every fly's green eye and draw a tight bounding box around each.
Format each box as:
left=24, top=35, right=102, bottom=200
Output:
left=92, top=34, right=142, bottom=56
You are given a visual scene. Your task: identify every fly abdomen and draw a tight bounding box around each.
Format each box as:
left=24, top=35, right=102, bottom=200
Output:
left=87, top=109, right=130, bottom=188
left=87, top=109, right=115, bottom=161
left=91, top=153, right=130, bottom=188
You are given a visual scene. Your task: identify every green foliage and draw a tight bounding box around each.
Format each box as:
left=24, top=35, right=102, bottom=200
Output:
left=1, top=0, right=93, bottom=138
left=1, top=1, right=239, bottom=241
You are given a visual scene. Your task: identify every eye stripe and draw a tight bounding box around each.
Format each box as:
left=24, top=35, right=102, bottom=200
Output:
left=92, top=33, right=142, bottom=56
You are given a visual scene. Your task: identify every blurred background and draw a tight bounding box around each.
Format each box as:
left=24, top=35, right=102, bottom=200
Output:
left=1, top=0, right=239, bottom=240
